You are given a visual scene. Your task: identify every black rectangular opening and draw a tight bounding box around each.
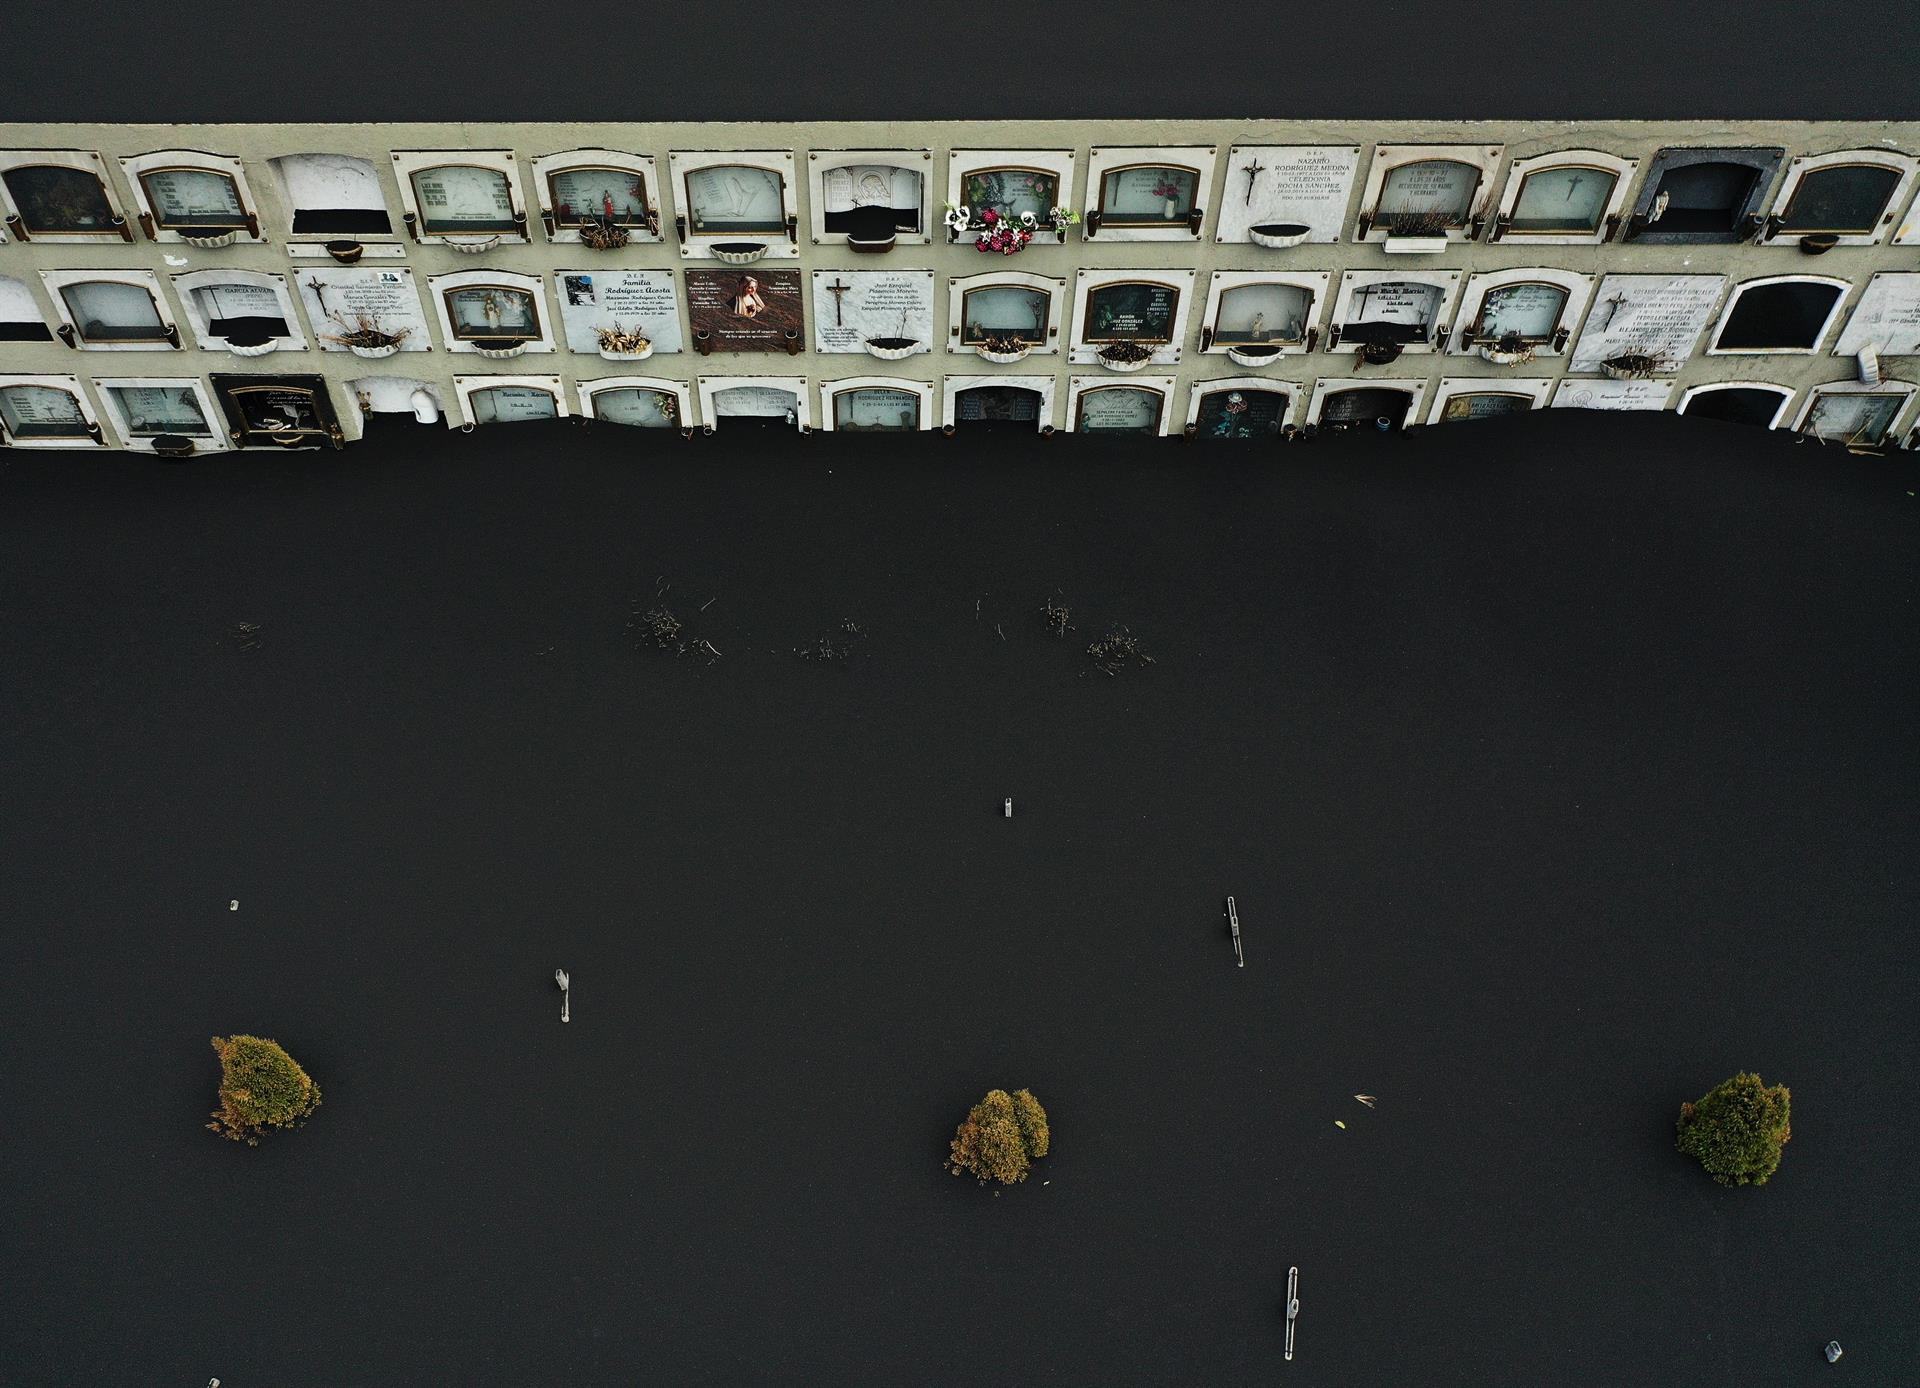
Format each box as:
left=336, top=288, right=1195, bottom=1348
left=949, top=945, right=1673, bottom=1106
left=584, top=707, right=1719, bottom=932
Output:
left=290, top=207, right=393, bottom=236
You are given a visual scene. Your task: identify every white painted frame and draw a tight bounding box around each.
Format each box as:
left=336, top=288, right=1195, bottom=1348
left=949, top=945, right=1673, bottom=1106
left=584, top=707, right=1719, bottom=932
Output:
left=93, top=376, right=227, bottom=453
left=1304, top=377, right=1432, bottom=430
left=946, top=271, right=1066, bottom=356
left=1067, top=376, right=1177, bottom=436
left=940, top=374, right=1057, bottom=431
left=1790, top=378, right=1918, bottom=444
left=1183, top=377, right=1301, bottom=432
left=668, top=150, right=799, bottom=260
left=817, top=376, right=937, bottom=432
left=1678, top=381, right=1797, bottom=428
left=1198, top=271, right=1330, bottom=356
left=38, top=269, right=179, bottom=351
left=946, top=150, right=1079, bottom=247
left=452, top=374, right=569, bottom=428
left=1448, top=268, right=1595, bottom=357
left=118, top=149, right=263, bottom=244
left=577, top=375, right=694, bottom=429
left=427, top=270, right=555, bottom=356
left=389, top=149, right=530, bottom=247
left=1763, top=149, right=1920, bottom=246
left=170, top=269, right=309, bottom=355
left=1356, top=144, right=1505, bottom=243
left=806, top=148, right=933, bottom=246
left=696, top=374, right=812, bottom=431
left=0, top=148, right=133, bottom=244
left=1426, top=376, right=1554, bottom=423
left=531, top=148, right=663, bottom=245
left=0, top=374, right=108, bottom=448
left=1328, top=270, right=1464, bottom=354
left=1488, top=149, right=1638, bottom=245
left=1068, top=268, right=1197, bottom=366
left=1706, top=274, right=1853, bottom=355
left=1083, top=145, right=1218, bottom=243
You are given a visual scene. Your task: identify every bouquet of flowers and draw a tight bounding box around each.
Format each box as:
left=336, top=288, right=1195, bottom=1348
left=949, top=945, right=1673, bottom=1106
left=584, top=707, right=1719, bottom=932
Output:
left=1150, top=177, right=1185, bottom=201
left=943, top=203, right=1080, bottom=254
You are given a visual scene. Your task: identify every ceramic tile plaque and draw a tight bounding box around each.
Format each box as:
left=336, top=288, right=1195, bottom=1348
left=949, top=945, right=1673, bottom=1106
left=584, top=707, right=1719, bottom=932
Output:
left=297, top=269, right=431, bottom=352
left=1218, top=147, right=1360, bottom=244
left=685, top=269, right=804, bottom=352
left=556, top=270, right=682, bottom=353
left=1571, top=274, right=1726, bottom=372
left=1551, top=377, right=1676, bottom=411
left=1832, top=274, right=1920, bottom=357
left=809, top=270, right=933, bottom=354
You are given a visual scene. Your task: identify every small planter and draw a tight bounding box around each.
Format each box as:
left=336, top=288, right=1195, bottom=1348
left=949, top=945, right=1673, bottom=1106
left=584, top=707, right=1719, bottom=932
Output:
left=444, top=235, right=502, bottom=255
left=181, top=229, right=240, bottom=249
left=598, top=343, right=654, bottom=362
left=1248, top=222, right=1311, bottom=249
left=710, top=242, right=768, bottom=265
left=1096, top=346, right=1155, bottom=373
left=150, top=434, right=197, bottom=458
left=348, top=341, right=401, bottom=360
left=976, top=342, right=1033, bottom=365
left=580, top=222, right=632, bottom=251
left=472, top=338, right=531, bottom=360
left=1479, top=343, right=1533, bottom=366
left=1601, top=353, right=1658, bottom=381
left=863, top=336, right=920, bottom=361
left=1225, top=343, right=1285, bottom=368
left=1798, top=233, right=1839, bottom=255
left=1358, top=341, right=1402, bottom=366
left=225, top=336, right=278, bottom=358
left=848, top=233, right=896, bottom=254
left=1383, top=234, right=1449, bottom=255
left=325, top=240, right=365, bottom=264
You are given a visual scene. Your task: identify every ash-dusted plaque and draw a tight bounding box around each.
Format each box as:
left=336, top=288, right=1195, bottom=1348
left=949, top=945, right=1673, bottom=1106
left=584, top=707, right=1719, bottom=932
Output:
left=1571, top=274, right=1725, bottom=373
left=685, top=269, right=804, bottom=352
left=557, top=270, right=683, bottom=353
left=810, top=270, right=933, bottom=354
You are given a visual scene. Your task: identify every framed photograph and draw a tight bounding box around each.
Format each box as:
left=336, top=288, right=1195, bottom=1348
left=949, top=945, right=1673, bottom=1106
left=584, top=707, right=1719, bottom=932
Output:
left=0, top=153, right=128, bottom=239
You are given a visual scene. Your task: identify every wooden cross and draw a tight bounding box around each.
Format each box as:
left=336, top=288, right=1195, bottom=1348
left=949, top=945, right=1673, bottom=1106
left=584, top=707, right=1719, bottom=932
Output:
left=824, top=276, right=851, bottom=326
left=1242, top=156, right=1266, bottom=205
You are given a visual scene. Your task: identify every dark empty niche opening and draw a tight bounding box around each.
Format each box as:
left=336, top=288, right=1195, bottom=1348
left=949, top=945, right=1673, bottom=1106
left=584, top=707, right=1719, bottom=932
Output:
left=953, top=385, right=1042, bottom=430
left=1778, top=165, right=1901, bottom=234
left=290, top=207, right=393, bottom=236
left=1714, top=282, right=1842, bottom=350
left=1646, top=162, right=1760, bottom=237
left=0, top=320, right=53, bottom=341
left=1682, top=387, right=1788, bottom=428
left=210, top=315, right=291, bottom=345
left=1320, top=387, right=1412, bottom=429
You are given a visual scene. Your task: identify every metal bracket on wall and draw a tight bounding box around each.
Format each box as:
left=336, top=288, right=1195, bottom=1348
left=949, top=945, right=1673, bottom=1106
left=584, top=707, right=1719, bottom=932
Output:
left=1084, top=210, right=1101, bottom=239
left=402, top=211, right=420, bottom=243
left=4, top=213, right=25, bottom=242
left=137, top=211, right=155, bottom=240
left=1187, top=206, right=1204, bottom=236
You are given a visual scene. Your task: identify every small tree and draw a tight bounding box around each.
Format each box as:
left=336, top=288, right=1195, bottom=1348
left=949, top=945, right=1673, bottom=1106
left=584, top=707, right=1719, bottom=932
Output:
left=948, top=1088, right=1049, bottom=1185
left=208, top=1035, right=322, bottom=1145
left=1676, top=1072, right=1791, bottom=1186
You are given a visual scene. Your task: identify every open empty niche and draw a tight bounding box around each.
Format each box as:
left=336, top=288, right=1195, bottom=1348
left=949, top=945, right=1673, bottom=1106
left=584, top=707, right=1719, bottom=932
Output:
left=349, top=376, right=446, bottom=426
left=1629, top=148, right=1782, bottom=242
left=1214, top=283, right=1314, bottom=345
left=1712, top=278, right=1847, bottom=351
left=467, top=385, right=559, bottom=425
left=1679, top=384, right=1794, bottom=428
left=831, top=386, right=921, bottom=431
left=0, top=379, right=100, bottom=445
left=0, top=275, right=50, bottom=341
left=1192, top=386, right=1289, bottom=439
left=1798, top=388, right=1909, bottom=446
left=0, top=155, right=126, bottom=239
left=272, top=154, right=392, bottom=236
left=1074, top=384, right=1164, bottom=435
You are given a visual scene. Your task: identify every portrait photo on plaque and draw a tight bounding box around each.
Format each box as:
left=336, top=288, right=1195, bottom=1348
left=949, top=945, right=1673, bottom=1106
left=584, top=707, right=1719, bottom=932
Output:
left=685, top=269, right=804, bottom=352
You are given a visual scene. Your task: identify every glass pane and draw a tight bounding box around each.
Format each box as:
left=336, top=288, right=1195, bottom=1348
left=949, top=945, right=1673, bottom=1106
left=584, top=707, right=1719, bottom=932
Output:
left=1511, top=166, right=1615, bottom=232
left=1077, top=387, right=1160, bottom=434
left=108, top=385, right=208, bottom=435
left=960, top=169, right=1058, bottom=222
left=1377, top=160, right=1478, bottom=227
left=61, top=282, right=167, bottom=341
left=411, top=166, right=516, bottom=233
left=1100, top=166, right=1199, bottom=225
left=445, top=287, right=538, bottom=340
left=471, top=388, right=557, bottom=425
left=960, top=287, right=1049, bottom=344
left=591, top=387, right=676, bottom=428
left=1084, top=282, right=1178, bottom=342
left=141, top=169, right=245, bottom=228
left=549, top=169, right=649, bottom=227
left=1215, top=283, right=1313, bottom=344
left=1479, top=283, right=1567, bottom=340
left=954, top=386, right=1039, bottom=423
left=1195, top=389, right=1287, bottom=439
left=1779, top=165, right=1901, bottom=233
left=1442, top=392, right=1533, bottom=421
left=684, top=166, right=785, bottom=234
left=1804, top=392, right=1900, bottom=444
left=821, top=165, right=922, bottom=234
left=712, top=386, right=797, bottom=419
left=1321, top=387, right=1412, bottom=427
left=3, top=165, right=117, bottom=233
left=0, top=384, right=89, bottom=437
left=833, top=388, right=919, bottom=431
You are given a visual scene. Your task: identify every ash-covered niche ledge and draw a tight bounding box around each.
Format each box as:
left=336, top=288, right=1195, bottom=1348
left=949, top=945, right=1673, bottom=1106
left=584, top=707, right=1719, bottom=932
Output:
left=118, top=150, right=262, bottom=247
left=532, top=149, right=661, bottom=247
left=0, top=149, right=133, bottom=243
left=1354, top=144, right=1504, bottom=251
left=807, top=149, right=930, bottom=251
left=670, top=151, right=798, bottom=261
left=392, top=150, right=530, bottom=251
left=1081, top=146, right=1216, bottom=241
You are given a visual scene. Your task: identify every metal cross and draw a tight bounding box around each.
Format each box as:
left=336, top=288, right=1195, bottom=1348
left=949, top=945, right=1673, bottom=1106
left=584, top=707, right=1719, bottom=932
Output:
left=1596, top=289, right=1629, bottom=331
left=824, top=276, right=852, bottom=326
left=1242, top=157, right=1266, bottom=206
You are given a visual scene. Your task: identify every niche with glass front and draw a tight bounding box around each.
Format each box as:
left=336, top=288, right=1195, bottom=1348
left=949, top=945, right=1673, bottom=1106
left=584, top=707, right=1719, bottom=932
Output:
left=0, top=377, right=103, bottom=447
left=1451, top=270, right=1592, bottom=358
left=1083, top=146, right=1215, bottom=240
left=1071, top=382, right=1167, bottom=436
left=1428, top=377, right=1553, bottom=424
left=41, top=272, right=178, bottom=349
left=1309, top=382, right=1426, bottom=431
left=173, top=270, right=304, bottom=354
left=1490, top=151, right=1637, bottom=243
left=1763, top=151, right=1919, bottom=246
left=1678, top=383, right=1794, bottom=429
left=1199, top=272, right=1326, bottom=357
left=463, top=383, right=562, bottom=426
left=1357, top=145, right=1503, bottom=245
left=1070, top=270, right=1194, bottom=366
left=826, top=382, right=927, bottom=432
left=533, top=149, right=660, bottom=244
left=431, top=272, right=550, bottom=355
left=581, top=380, right=685, bottom=429
left=670, top=152, right=797, bottom=258
left=1795, top=385, right=1912, bottom=447
left=946, top=151, right=1078, bottom=246
left=0, top=151, right=130, bottom=241
left=120, top=151, right=260, bottom=243
left=393, top=151, right=528, bottom=245
left=270, top=153, right=395, bottom=238
left=1330, top=272, right=1462, bottom=354
left=1626, top=147, right=1783, bottom=243
left=949, top=273, right=1063, bottom=357
left=97, top=379, right=221, bottom=452
left=1709, top=276, right=1849, bottom=353
left=1188, top=383, right=1291, bottom=440
left=809, top=151, right=928, bottom=248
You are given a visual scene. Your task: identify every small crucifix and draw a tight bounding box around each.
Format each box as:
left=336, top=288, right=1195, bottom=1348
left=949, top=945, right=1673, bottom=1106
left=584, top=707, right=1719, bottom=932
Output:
left=1596, top=289, right=1629, bottom=331
left=824, top=276, right=852, bottom=327
left=1242, top=156, right=1266, bottom=206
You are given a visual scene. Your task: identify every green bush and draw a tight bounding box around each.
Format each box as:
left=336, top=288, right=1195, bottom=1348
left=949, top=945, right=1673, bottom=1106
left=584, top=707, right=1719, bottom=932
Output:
left=948, top=1088, right=1049, bottom=1185
left=1676, top=1072, right=1791, bottom=1186
left=208, top=1035, right=321, bottom=1145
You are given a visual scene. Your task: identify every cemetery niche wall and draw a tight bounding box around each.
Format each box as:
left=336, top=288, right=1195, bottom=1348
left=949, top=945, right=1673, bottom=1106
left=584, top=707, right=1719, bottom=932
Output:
left=0, top=117, right=1917, bottom=453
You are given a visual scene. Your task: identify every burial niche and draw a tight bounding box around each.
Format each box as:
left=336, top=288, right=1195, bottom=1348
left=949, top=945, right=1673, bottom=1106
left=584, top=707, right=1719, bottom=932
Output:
left=272, top=154, right=392, bottom=236
left=685, top=165, right=787, bottom=236
left=188, top=279, right=291, bottom=347
left=959, top=285, right=1051, bottom=348
left=953, top=384, right=1043, bottom=431
left=833, top=387, right=921, bottom=432
left=104, top=384, right=211, bottom=439
left=0, top=276, right=51, bottom=342
left=0, top=383, right=95, bottom=442
left=1508, top=164, right=1617, bottom=235
left=1074, top=385, right=1163, bottom=436
left=1633, top=153, right=1775, bottom=241
left=1342, top=281, right=1443, bottom=346
left=710, top=384, right=801, bottom=428
left=821, top=164, right=922, bottom=243
left=1800, top=390, right=1905, bottom=446
left=444, top=285, right=541, bottom=346
left=1470, top=281, right=1568, bottom=345
left=1095, top=163, right=1200, bottom=228
left=2, top=162, right=120, bottom=237
left=1320, top=386, right=1413, bottom=430
left=410, top=165, right=518, bottom=235
left=468, top=386, right=558, bottom=425
left=589, top=386, right=678, bottom=429
left=1194, top=388, right=1288, bottom=439
left=1213, top=283, right=1313, bottom=346
left=138, top=165, right=249, bottom=235
left=1082, top=281, right=1178, bottom=346
left=1713, top=279, right=1844, bottom=351
left=1374, top=160, right=1479, bottom=233
left=1440, top=391, right=1534, bottom=422
left=547, top=166, right=651, bottom=231
left=59, top=281, right=171, bottom=345
left=1680, top=386, right=1790, bottom=428
left=960, top=168, right=1060, bottom=224
left=1776, top=163, right=1903, bottom=236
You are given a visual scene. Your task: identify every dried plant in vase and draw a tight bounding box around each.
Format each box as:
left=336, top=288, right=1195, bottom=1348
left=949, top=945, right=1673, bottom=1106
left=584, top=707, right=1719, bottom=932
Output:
left=595, top=322, right=653, bottom=358
left=1382, top=208, right=1456, bottom=238
left=1601, top=348, right=1663, bottom=380
left=580, top=213, right=631, bottom=250
left=1481, top=329, right=1535, bottom=365
left=1095, top=339, right=1156, bottom=370
left=319, top=309, right=411, bottom=356
left=978, top=330, right=1033, bottom=363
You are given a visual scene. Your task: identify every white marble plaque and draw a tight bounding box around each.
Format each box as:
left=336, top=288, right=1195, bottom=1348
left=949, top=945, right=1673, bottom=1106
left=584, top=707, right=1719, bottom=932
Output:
left=1349, top=281, right=1442, bottom=327
left=712, top=385, right=798, bottom=418
left=1832, top=274, right=1920, bottom=357
left=297, top=268, right=431, bottom=352
left=1218, top=147, right=1360, bottom=244
left=1551, top=377, right=1677, bottom=411
left=471, top=386, right=558, bottom=424
left=810, top=270, right=934, bottom=354
left=1078, top=386, right=1161, bottom=432
left=1571, top=274, right=1725, bottom=373
left=191, top=283, right=281, bottom=321
left=556, top=271, right=683, bottom=354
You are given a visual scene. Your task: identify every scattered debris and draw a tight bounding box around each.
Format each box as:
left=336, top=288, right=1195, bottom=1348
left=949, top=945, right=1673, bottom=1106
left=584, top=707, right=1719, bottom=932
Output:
left=1285, top=1267, right=1300, bottom=1362
left=1043, top=597, right=1073, bottom=638
left=795, top=619, right=865, bottom=662
left=1086, top=626, right=1156, bottom=677
left=637, top=606, right=683, bottom=647
left=699, top=596, right=717, bottom=612
left=1226, top=895, right=1243, bottom=967
left=229, top=621, right=263, bottom=652
left=629, top=600, right=720, bottom=664
left=995, top=623, right=1006, bottom=642
left=228, top=900, right=238, bottom=911
left=1354, top=1094, right=1376, bottom=1108
left=1334, top=1120, right=1346, bottom=1129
